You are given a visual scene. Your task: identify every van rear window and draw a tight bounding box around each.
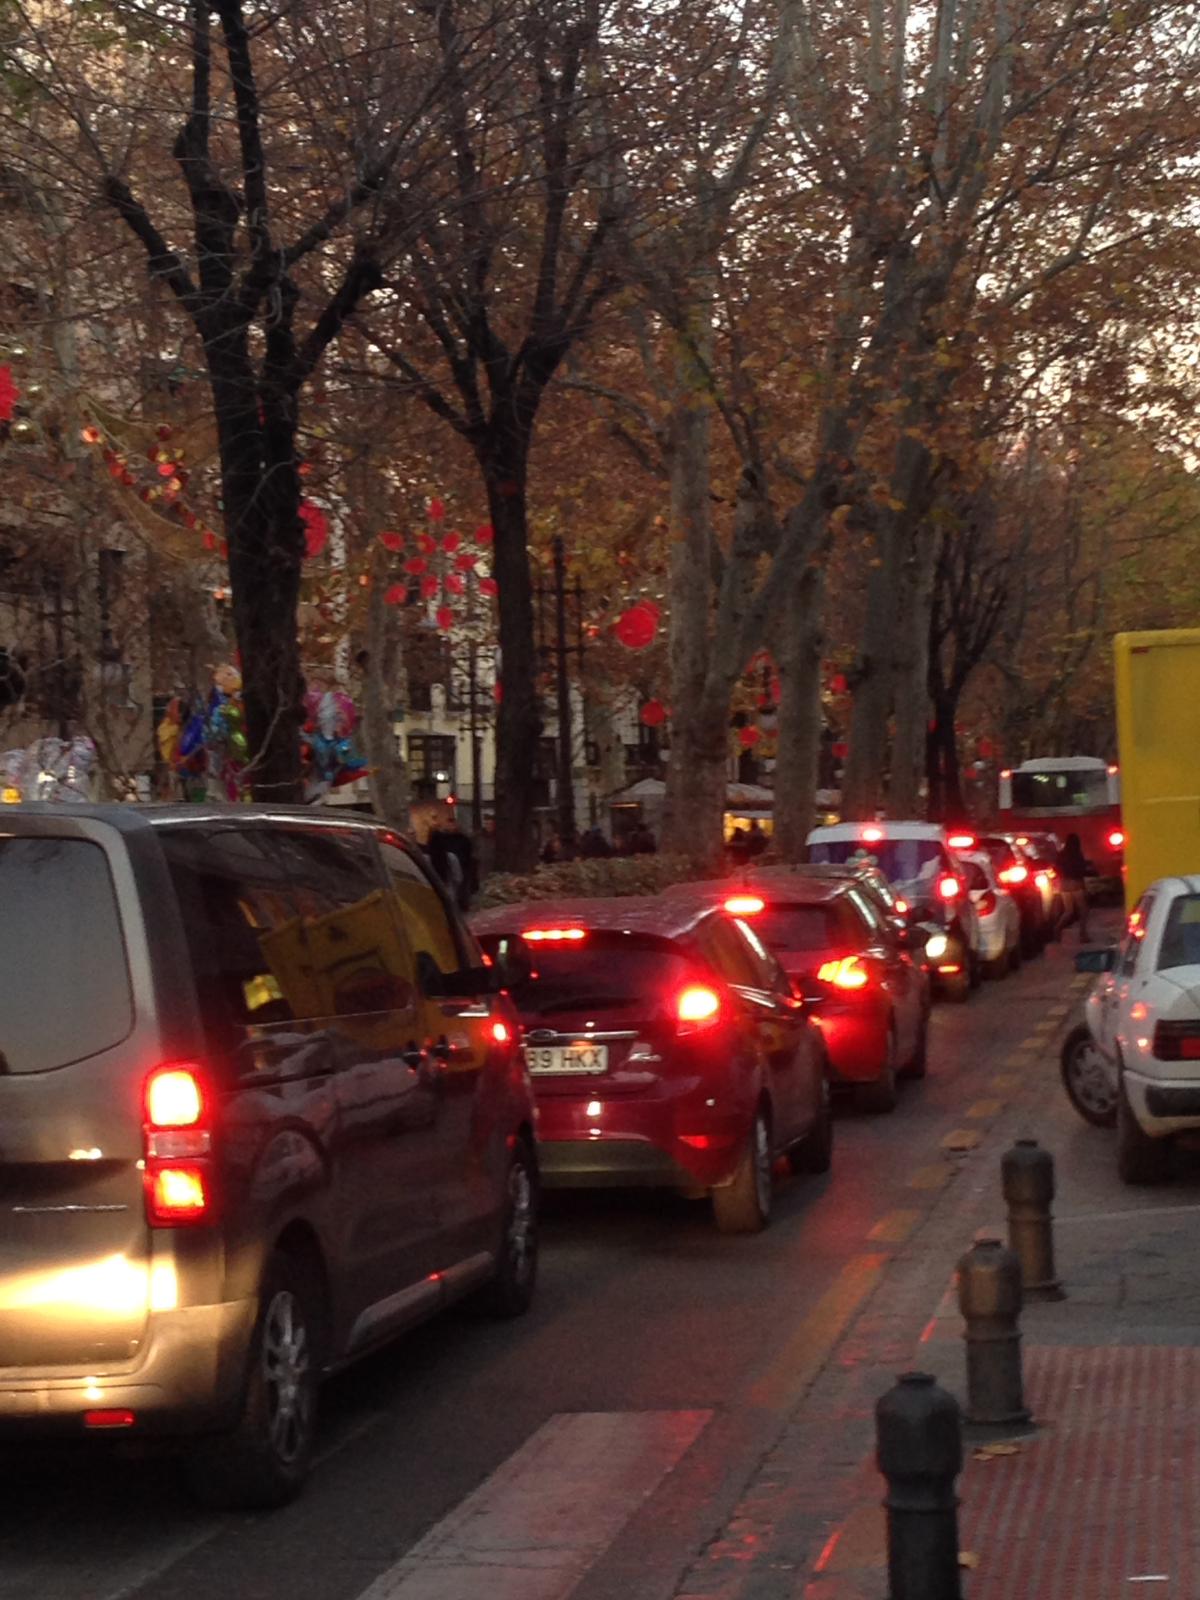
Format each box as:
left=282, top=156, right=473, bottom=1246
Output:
left=0, top=837, right=132, bottom=1074
left=476, top=931, right=691, bottom=1015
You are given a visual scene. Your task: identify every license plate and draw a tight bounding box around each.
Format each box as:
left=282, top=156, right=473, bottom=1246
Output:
left=524, top=1043, right=609, bottom=1076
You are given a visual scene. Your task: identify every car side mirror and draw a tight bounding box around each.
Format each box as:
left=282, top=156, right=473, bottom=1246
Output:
left=1075, top=945, right=1116, bottom=974
left=421, top=959, right=501, bottom=998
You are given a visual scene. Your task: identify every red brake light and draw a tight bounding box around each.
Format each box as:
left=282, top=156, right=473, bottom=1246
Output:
left=938, top=875, right=961, bottom=901
left=948, top=833, right=976, bottom=850
left=1108, top=829, right=1125, bottom=849
left=524, top=927, right=587, bottom=943
left=998, top=864, right=1028, bottom=885
left=817, top=956, right=871, bottom=991
left=84, top=1409, right=136, bottom=1430
left=143, top=1065, right=212, bottom=1227
left=677, top=985, right=723, bottom=1028
left=861, top=825, right=884, bottom=842
left=724, top=894, right=765, bottom=916
left=1034, top=871, right=1050, bottom=889
left=491, top=1019, right=511, bottom=1044
left=894, top=898, right=909, bottom=916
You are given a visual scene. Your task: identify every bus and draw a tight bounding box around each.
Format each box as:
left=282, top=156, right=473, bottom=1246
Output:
left=997, top=756, right=1124, bottom=880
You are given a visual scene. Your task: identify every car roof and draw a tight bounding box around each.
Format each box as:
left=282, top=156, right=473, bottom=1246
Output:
left=3, top=802, right=391, bottom=835
left=665, top=874, right=846, bottom=907
left=470, top=895, right=715, bottom=940
left=807, top=820, right=947, bottom=842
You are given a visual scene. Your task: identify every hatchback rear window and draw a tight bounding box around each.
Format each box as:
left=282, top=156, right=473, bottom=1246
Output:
left=809, top=838, right=945, bottom=889
left=0, top=836, right=132, bottom=1074
left=757, top=903, right=852, bottom=953
left=477, top=931, right=692, bottom=1015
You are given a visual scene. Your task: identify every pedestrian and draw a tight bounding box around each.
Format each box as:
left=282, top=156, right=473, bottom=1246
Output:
left=426, top=803, right=478, bottom=912
left=630, top=822, right=657, bottom=855
left=745, top=820, right=768, bottom=858
left=728, top=826, right=751, bottom=867
left=580, top=826, right=613, bottom=858
left=1055, top=832, right=1091, bottom=941
left=542, top=831, right=562, bottom=864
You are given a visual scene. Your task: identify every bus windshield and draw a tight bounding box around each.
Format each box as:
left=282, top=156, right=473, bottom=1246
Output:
left=1010, top=768, right=1109, bottom=813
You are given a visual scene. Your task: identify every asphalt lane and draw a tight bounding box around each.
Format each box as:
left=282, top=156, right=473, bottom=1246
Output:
left=0, top=939, right=1084, bottom=1600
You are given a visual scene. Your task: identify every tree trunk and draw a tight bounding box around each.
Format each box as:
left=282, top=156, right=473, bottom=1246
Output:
left=481, top=430, right=540, bottom=872
left=839, top=523, right=897, bottom=819
left=662, top=308, right=726, bottom=863
left=772, top=563, right=826, bottom=861
left=888, top=519, right=939, bottom=817
left=363, top=543, right=410, bottom=831
left=209, top=351, right=304, bottom=802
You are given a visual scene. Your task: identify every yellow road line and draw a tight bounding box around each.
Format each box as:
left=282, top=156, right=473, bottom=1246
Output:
left=867, top=1208, right=920, bottom=1244
left=747, top=1253, right=886, bottom=1410
left=909, top=1163, right=952, bottom=1190
left=967, top=1098, right=1003, bottom=1119
left=990, top=1073, right=1020, bottom=1091
left=942, top=1128, right=981, bottom=1151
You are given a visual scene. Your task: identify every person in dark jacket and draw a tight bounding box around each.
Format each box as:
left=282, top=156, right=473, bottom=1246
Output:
left=1055, top=832, right=1091, bottom=941
left=580, top=826, right=613, bottom=858
left=426, top=804, right=478, bottom=912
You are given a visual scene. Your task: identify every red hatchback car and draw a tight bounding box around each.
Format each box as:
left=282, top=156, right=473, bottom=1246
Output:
left=471, top=896, right=832, bottom=1233
left=668, top=875, right=929, bottom=1113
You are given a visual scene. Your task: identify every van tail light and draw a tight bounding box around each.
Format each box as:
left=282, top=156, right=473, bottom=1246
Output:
left=1108, top=829, right=1125, bottom=849
left=143, top=1064, right=213, bottom=1228
left=948, top=833, right=976, bottom=850
left=975, top=889, right=997, bottom=916
left=998, top=864, right=1028, bottom=886
left=817, top=955, right=871, bottom=991
left=84, top=1409, right=136, bottom=1430
left=894, top=898, right=909, bottom=916
left=938, top=875, right=961, bottom=901
left=676, top=985, right=723, bottom=1032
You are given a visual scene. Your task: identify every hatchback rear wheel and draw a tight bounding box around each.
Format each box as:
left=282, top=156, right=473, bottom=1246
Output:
left=790, top=1077, right=833, bottom=1174
left=183, top=1249, right=322, bottom=1509
left=712, top=1108, right=772, bottom=1234
left=856, top=1030, right=898, bottom=1114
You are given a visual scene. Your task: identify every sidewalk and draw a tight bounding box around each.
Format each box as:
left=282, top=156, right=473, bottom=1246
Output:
left=808, top=973, right=1200, bottom=1598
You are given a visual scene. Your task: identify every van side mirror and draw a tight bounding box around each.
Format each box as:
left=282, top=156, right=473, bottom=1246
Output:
left=420, top=958, right=501, bottom=998
left=1075, top=945, right=1116, bottom=974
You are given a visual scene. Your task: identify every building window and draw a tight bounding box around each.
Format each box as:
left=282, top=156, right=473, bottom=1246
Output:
left=409, top=733, right=457, bottom=797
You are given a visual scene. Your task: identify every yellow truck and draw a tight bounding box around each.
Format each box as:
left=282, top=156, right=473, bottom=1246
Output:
left=1114, top=627, right=1200, bottom=906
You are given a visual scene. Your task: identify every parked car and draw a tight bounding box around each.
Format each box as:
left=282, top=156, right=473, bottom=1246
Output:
left=959, top=849, right=1021, bottom=978
left=666, top=874, right=930, bottom=1112
left=0, top=807, right=534, bottom=1507
left=958, top=832, right=1050, bottom=955
left=1074, top=876, right=1200, bottom=1183
left=471, top=896, right=832, bottom=1232
left=806, top=821, right=982, bottom=1001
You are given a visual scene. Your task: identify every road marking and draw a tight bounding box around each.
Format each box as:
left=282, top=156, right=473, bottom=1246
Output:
left=942, top=1128, right=981, bottom=1152
left=967, top=1098, right=1003, bottom=1120
left=990, top=1073, right=1020, bottom=1091
left=748, top=1253, right=886, bottom=1410
left=355, top=1411, right=711, bottom=1600
left=909, top=1163, right=952, bottom=1190
left=867, top=1209, right=919, bottom=1244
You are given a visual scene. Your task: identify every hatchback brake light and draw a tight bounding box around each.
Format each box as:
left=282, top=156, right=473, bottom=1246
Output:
left=938, top=875, right=961, bottom=901
left=524, top=927, right=587, bottom=943
left=861, top=825, right=884, bottom=842
left=143, top=1064, right=213, bottom=1227
left=677, top=985, right=723, bottom=1030
left=724, top=894, right=764, bottom=916
left=817, top=955, right=871, bottom=991
left=948, top=833, right=976, bottom=850
left=998, top=864, right=1028, bottom=886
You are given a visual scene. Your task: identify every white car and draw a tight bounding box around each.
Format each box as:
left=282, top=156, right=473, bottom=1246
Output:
left=960, top=850, right=1021, bottom=978
left=1072, top=876, right=1200, bottom=1183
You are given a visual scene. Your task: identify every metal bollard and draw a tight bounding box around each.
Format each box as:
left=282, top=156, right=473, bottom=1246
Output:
left=957, top=1238, right=1031, bottom=1427
left=876, top=1371, right=964, bottom=1600
left=1002, top=1138, right=1064, bottom=1299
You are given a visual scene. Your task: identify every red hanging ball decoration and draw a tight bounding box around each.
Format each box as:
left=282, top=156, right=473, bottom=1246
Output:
left=454, top=552, right=477, bottom=571
left=385, top=583, right=406, bottom=605
left=479, top=576, right=498, bottom=598
left=435, top=606, right=455, bottom=630
left=442, top=530, right=461, bottom=553
left=428, top=497, right=445, bottom=521
left=830, top=673, right=849, bottom=695
left=640, top=699, right=667, bottom=727
left=738, top=725, right=761, bottom=748
left=403, top=556, right=428, bottom=575
left=832, top=740, right=848, bottom=759
left=300, top=500, right=329, bottom=558
left=379, top=532, right=404, bottom=552
left=446, top=573, right=465, bottom=596
left=420, top=575, right=440, bottom=600
left=417, top=532, right=437, bottom=555
left=475, top=523, right=494, bottom=544
left=614, top=603, right=658, bottom=650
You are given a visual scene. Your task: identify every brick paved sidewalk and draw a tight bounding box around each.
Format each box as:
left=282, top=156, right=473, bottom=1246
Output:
left=807, top=1055, right=1200, bottom=1600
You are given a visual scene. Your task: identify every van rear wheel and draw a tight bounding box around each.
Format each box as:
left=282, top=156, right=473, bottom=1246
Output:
left=183, top=1250, right=321, bottom=1510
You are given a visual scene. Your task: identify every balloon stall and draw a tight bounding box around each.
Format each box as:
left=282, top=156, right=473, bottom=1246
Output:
left=301, top=685, right=368, bottom=801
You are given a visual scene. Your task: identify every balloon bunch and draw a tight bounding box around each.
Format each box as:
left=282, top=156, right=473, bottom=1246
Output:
left=166, top=665, right=249, bottom=800
left=0, top=736, right=96, bottom=803
left=302, top=685, right=368, bottom=800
